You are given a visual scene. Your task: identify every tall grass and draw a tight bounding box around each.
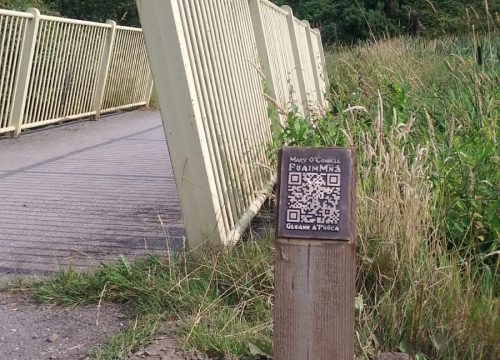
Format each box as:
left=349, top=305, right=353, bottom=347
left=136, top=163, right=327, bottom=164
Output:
left=31, top=34, right=499, bottom=360
left=33, top=237, right=275, bottom=359
left=327, top=34, right=499, bottom=260
left=324, top=34, right=499, bottom=358
left=270, top=32, right=498, bottom=358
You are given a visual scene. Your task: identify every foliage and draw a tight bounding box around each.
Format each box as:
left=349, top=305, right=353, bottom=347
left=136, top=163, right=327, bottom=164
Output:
left=0, top=0, right=57, bottom=14
left=0, top=0, right=139, bottom=26
left=326, top=35, right=499, bottom=262
left=271, top=0, right=500, bottom=44
left=34, top=236, right=275, bottom=359
left=50, top=0, right=139, bottom=26
left=268, top=33, right=499, bottom=358
left=2, top=0, right=499, bottom=43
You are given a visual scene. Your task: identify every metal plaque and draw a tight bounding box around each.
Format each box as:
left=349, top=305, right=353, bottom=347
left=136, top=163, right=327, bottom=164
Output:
left=277, top=147, right=355, bottom=241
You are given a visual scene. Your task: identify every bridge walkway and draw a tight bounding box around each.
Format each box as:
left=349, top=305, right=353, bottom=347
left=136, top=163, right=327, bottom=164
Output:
left=0, top=110, right=184, bottom=278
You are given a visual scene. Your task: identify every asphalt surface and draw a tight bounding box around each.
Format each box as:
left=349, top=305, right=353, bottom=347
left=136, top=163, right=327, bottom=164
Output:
left=0, top=110, right=184, bottom=279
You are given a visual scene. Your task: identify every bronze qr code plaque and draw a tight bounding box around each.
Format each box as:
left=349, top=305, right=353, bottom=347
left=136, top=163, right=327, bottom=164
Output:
left=277, top=147, right=355, bottom=241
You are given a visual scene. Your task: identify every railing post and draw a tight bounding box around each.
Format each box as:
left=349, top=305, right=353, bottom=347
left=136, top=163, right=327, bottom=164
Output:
left=93, top=20, right=116, bottom=120
left=313, top=28, right=329, bottom=100
left=9, top=8, right=40, bottom=138
left=136, top=0, right=225, bottom=248
left=144, top=71, right=154, bottom=107
left=303, top=21, right=324, bottom=112
left=248, top=0, right=277, bottom=101
left=281, top=5, right=309, bottom=119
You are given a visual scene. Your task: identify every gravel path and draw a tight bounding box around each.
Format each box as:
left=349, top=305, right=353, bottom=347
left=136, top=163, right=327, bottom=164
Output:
left=0, top=290, right=211, bottom=360
left=0, top=291, right=125, bottom=360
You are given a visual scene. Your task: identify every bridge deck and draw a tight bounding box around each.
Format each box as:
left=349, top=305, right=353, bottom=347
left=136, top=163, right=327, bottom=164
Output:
left=0, top=111, right=184, bottom=278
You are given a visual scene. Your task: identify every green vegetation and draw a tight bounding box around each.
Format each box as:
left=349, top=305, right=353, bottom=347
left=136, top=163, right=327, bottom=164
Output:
left=269, top=33, right=499, bottom=358
left=3, top=0, right=497, bottom=358
left=271, top=0, right=500, bottom=44
left=2, top=1, right=499, bottom=44
left=30, top=33, right=499, bottom=360
left=33, top=240, right=274, bottom=359
left=0, top=0, right=57, bottom=14
left=0, top=0, right=138, bottom=26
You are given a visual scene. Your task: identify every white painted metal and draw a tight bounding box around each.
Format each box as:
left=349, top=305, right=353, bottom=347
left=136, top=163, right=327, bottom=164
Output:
left=1, top=2, right=328, bottom=247
left=259, top=1, right=302, bottom=118
left=304, top=20, right=324, bottom=111
left=249, top=0, right=277, bottom=101
left=39, top=14, right=110, bottom=28
left=293, top=18, right=318, bottom=112
left=313, top=28, right=329, bottom=104
left=1, top=9, right=34, bottom=135
left=101, top=26, right=152, bottom=113
left=136, top=0, right=227, bottom=248
left=0, top=7, right=153, bottom=136
left=94, top=20, right=116, bottom=119
left=136, top=0, right=328, bottom=246
left=281, top=5, right=309, bottom=118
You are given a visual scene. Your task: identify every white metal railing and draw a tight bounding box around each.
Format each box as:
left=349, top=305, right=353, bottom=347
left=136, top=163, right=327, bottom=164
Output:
left=101, top=25, right=153, bottom=114
left=0, top=8, right=153, bottom=136
left=136, top=0, right=329, bottom=247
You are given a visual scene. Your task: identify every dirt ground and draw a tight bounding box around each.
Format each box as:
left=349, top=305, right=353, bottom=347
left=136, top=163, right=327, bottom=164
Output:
left=0, top=290, right=210, bottom=360
left=0, top=291, right=125, bottom=360
left=129, top=323, right=209, bottom=360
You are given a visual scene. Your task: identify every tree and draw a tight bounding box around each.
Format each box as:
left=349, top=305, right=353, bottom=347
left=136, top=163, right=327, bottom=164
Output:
left=48, top=0, right=139, bottom=26
left=0, top=0, right=58, bottom=14
left=270, top=0, right=498, bottom=43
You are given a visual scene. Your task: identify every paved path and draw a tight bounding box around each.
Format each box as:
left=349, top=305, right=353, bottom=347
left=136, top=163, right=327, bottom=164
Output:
left=0, top=110, right=184, bottom=278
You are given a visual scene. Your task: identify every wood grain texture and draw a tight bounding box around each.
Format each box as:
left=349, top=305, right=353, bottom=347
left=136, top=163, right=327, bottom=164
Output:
left=274, top=148, right=356, bottom=359
left=274, top=239, right=355, bottom=360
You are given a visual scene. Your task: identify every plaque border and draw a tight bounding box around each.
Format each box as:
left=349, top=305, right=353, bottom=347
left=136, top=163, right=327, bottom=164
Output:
left=276, top=147, right=356, bottom=242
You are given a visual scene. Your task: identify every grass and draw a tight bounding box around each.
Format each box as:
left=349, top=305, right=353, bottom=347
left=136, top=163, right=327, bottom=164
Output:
left=32, top=236, right=274, bottom=359
left=22, top=33, right=499, bottom=360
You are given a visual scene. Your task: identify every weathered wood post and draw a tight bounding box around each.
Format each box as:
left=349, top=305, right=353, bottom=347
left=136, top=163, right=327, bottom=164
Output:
left=275, top=147, right=356, bottom=360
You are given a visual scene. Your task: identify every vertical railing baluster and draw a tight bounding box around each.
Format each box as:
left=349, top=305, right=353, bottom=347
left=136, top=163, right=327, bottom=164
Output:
left=144, top=70, right=154, bottom=107
left=9, top=8, right=40, bottom=137
left=248, top=0, right=277, bottom=102
left=314, top=28, right=329, bottom=104
left=281, top=5, right=309, bottom=119
left=303, top=20, right=324, bottom=112
left=93, top=20, right=116, bottom=120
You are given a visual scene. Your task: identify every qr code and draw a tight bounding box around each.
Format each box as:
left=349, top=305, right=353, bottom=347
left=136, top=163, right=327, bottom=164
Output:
left=286, top=172, right=341, bottom=225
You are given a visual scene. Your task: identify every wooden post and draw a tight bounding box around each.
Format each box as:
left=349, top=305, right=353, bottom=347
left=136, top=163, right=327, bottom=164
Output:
left=92, top=20, right=116, bottom=120
left=274, top=147, right=356, bottom=360
left=9, top=8, right=40, bottom=137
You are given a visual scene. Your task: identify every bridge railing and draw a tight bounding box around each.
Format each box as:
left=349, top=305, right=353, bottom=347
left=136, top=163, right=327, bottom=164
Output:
left=136, top=0, right=329, bottom=247
left=0, top=8, right=153, bottom=137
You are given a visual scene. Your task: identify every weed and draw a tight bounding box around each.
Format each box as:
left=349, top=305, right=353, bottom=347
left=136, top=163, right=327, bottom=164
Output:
left=33, top=237, right=274, bottom=359
left=32, top=33, right=499, bottom=360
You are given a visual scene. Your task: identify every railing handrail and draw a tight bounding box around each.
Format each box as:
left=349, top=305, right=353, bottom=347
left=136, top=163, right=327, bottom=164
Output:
left=259, top=0, right=288, bottom=16
left=0, top=8, right=34, bottom=18
left=136, top=0, right=328, bottom=247
left=0, top=6, right=153, bottom=137
left=116, top=24, right=143, bottom=32
left=39, top=14, right=112, bottom=28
